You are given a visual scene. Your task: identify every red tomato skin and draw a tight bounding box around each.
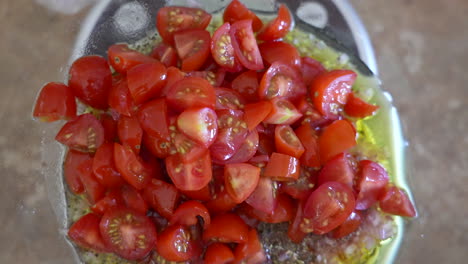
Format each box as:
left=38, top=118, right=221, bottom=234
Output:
left=121, top=185, right=149, bottom=215
left=287, top=200, right=307, bottom=243
left=318, top=119, right=357, bottom=164
left=301, top=57, right=326, bottom=86
left=215, top=87, right=246, bottom=111
left=55, top=113, right=105, bottom=153
left=230, top=20, right=264, bottom=71
left=233, top=228, right=266, bottom=264
left=142, top=179, right=180, bottom=219
left=243, top=101, right=272, bottom=131
left=223, top=0, right=263, bottom=32
left=355, top=160, right=390, bottom=210
left=224, top=129, right=259, bottom=164
left=245, top=177, right=278, bottom=215
left=177, top=107, right=218, bottom=148
left=68, top=213, right=110, bottom=253
left=344, top=93, right=380, bottom=118
left=142, top=133, right=174, bottom=159
left=280, top=166, right=317, bottom=200
left=33, top=82, right=76, bottom=122
left=263, top=98, right=302, bottom=125
left=259, top=62, right=306, bottom=101
left=379, top=185, right=417, bottom=217
left=100, top=113, right=118, bottom=142
left=317, top=152, right=355, bottom=188
left=117, top=116, right=143, bottom=154
left=257, top=4, right=292, bottom=41
left=166, top=77, right=216, bottom=112
left=295, top=124, right=320, bottom=168
left=174, top=29, right=211, bottom=71
left=203, top=213, right=249, bottom=243
left=156, top=225, right=199, bottom=262
left=205, top=189, right=238, bottom=214
left=259, top=41, right=301, bottom=68
left=274, top=125, right=305, bottom=158
left=150, top=42, right=178, bottom=67
left=263, top=152, right=300, bottom=181
left=204, top=243, right=235, bottom=264
left=78, top=159, right=106, bottom=204
left=107, top=44, right=156, bottom=73
left=224, top=163, right=261, bottom=203
left=161, top=67, right=186, bottom=97
left=138, top=98, right=170, bottom=140
left=64, top=150, right=92, bottom=194
left=332, top=211, right=363, bottom=239
left=91, top=190, right=124, bottom=215
left=108, top=77, right=137, bottom=117
left=127, top=62, right=167, bottom=104
left=68, top=55, right=112, bottom=109
left=166, top=152, right=212, bottom=191
left=113, top=143, right=152, bottom=190
left=211, top=23, right=243, bottom=72
left=244, top=194, right=294, bottom=223
left=181, top=185, right=212, bottom=202
left=92, top=143, right=125, bottom=188
left=169, top=200, right=211, bottom=228
left=231, top=70, right=260, bottom=102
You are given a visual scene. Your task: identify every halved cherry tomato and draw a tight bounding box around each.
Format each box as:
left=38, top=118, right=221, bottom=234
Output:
left=64, top=150, right=92, bottom=194
left=91, top=189, right=124, bottom=215
left=68, top=55, right=112, bottom=109
left=33, top=82, right=76, bottom=122
left=224, top=163, right=260, bottom=203
left=263, top=98, right=302, bottom=125
left=310, top=69, right=357, bottom=119
left=172, top=132, right=208, bottom=162
left=127, top=62, right=167, bottom=104
left=263, top=152, right=300, bottom=181
left=230, top=20, right=264, bottom=70
left=379, top=185, right=416, bottom=217
left=203, top=213, right=249, bottom=243
left=117, top=116, right=143, bottom=154
left=317, top=152, right=355, bottom=188
left=166, top=77, right=216, bottom=112
left=100, top=113, right=118, bottom=142
left=210, top=109, right=248, bottom=161
left=257, top=4, right=292, bottom=41
left=108, top=76, right=137, bottom=117
left=161, top=67, right=186, bottom=96
left=78, top=159, right=106, bottom=204
left=56, top=114, right=105, bottom=153
left=92, top=143, right=125, bottom=188
left=181, top=185, right=212, bottom=202
left=231, top=70, right=259, bottom=102
left=142, top=133, right=175, bottom=159
left=174, top=29, right=211, bottom=71
left=259, top=41, right=301, bottom=68
left=233, top=228, right=266, bottom=264
left=301, top=57, right=326, bottom=86
left=187, top=69, right=226, bottom=87
left=138, top=98, right=170, bottom=140
left=156, top=6, right=211, bottom=45
left=275, top=125, right=305, bottom=158
left=287, top=200, right=307, bottom=243
left=205, top=189, right=238, bottom=215
left=143, top=178, right=180, bottom=219
left=245, top=177, right=278, bottom=215
left=332, top=211, right=362, bottom=239
left=295, top=124, right=320, bottom=167
left=294, top=97, right=331, bottom=129
left=223, top=0, right=263, bottom=32
left=215, top=87, right=245, bottom=110
left=107, top=44, right=156, bottom=74
left=225, top=129, right=259, bottom=164
left=113, top=143, right=152, bottom=190
left=344, top=93, right=380, bottom=118
left=100, top=207, right=157, bottom=260
left=177, top=107, right=217, bottom=147
left=355, top=160, right=389, bottom=210
left=166, top=151, right=212, bottom=191
left=258, top=62, right=306, bottom=101
left=170, top=200, right=211, bottom=229
left=68, top=213, right=109, bottom=253
left=244, top=194, right=294, bottom=223
left=156, top=224, right=199, bottom=262
left=280, top=166, right=317, bottom=200
left=211, top=23, right=243, bottom=72
left=150, top=42, right=178, bottom=67
left=303, top=181, right=355, bottom=235
left=121, top=185, right=149, bottom=215
left=204, top=242, right=235, bottom=264
left=318, top=119, right=356, bottom=164
left=243, top=101, right=272, bottom=131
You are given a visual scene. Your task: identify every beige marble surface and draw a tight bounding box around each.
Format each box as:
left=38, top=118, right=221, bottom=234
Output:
left=1, top=0, right=467, bottom=263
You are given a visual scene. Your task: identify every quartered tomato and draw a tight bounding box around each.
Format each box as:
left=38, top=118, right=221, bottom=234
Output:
left=108, top=76, right=137, bottom=117
left=174, top=29, right=211, bottom=71
left=224, top=129, right=259, bottom=164
left=181, top=185, right=212, bottom=202
left=142, top=133, right=174, bottom=159
left=68, top=213, right=109, bottom=253
left=210, top=109, right=248, bottom=161
left=215, top=87, right=245, bottom=110
left=162, top=67, right=186, bottom=96
left=91, top=189, right=124, bottom=215
left=263, top=152, right=300, bottom=181
left=318, top=119, right=356, bottom=164
left=245, top=177, right=278, bottom=215
left=259, top=62, right=306, bottom=101
left=317, top=152, right=355, bottom=188
left=156, top=224, right=200, bottom=262
left=259, top=41, right=301, bottom=68
left=127, top=62, right=167, bottom=104
left=92, top=143, right=125, bottom=188
left=223, top=0, right=263, bottom=32
left=274, top=125, right=305, bottom=158
left=344, top=93, right=380, bottom=118
left=257, top=4, right=292, bottom=41
left=172, top=132, right=208, bottom=162
left=33, top=82, right=76, bottom=122
left=166, top=151, right=212, bottom=191
left=120, top=185, right=149, bottom=215
left=138, top=98, right=170, bottom=140
left=205, top=189, right=238, bottom=214
left=156, top=6, right=211, bottom=45
left=230, top=20, right=264, bottom=70
left=56, top=114, right=105, bottom=153
left=113, top=143, right=152, bottom=190
left=100, top=207, right=157, bottom=260
left=169, top=200, right=211, bottom=229
left=117, top=116, right=143, bottom=154
left=295, top=124, right=320, bottom=168
left=187, top=69, right=226, bottom=87
left=355, top=160, right=389, bottom=210
left=203, top=213, right=249, bottom=243
left=166, top=77, right=216, bottom=112
left=100, top=113, right=118, bottom=143
left=244, top=194, right=294, bottom=223
left=244, top=101, right=272, bottom=131
left=204, top=242, right=235, bottom=264
left=108, top=44, right=156, bottom=74
left=143, top=179, right=180, bottom=219
left=231, top=70, right=260, bottom=102
left=263, top=98, right=302, bottom=125
left=301, top=57, right=326, bottom=86
left=233, top=228, right=266, bottom=264
left=332, top=211, right=362, bottom=239
left=64, top=150, right=92, bottom=194
left=295, top=97, right=331, bottom=129
left=379, top=185, right=416, bottom=217
left=224, top=163, right=261, bottom=203
left=177, top=107, right=217, bottom=147
left=211, top=23, right=243, bottom=72
left=287, top=200, right=307, bottom=243
left=280, top=166, right=317, bottom=200
left=78, top=159, right=106, bottom=204
left=150, top=42, right=178, bottom=67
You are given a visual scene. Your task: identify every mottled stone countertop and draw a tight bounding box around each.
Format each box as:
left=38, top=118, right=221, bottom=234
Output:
left=0, top=0, right=466, bottom=263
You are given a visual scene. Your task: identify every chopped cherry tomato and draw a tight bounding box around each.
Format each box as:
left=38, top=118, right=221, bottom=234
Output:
left=249, top=155, right=270, bottom=168
left=230, top=20, right=264, bottom=70
left=33, top=82, right=76, bottom=122
left=143, top=178, right=180, bottom=219
left=205, top=189, right=238, bottom=214
left=245, top=177, right=278, bottom=215
left=150, top=42, right=178, bottom=67
left=287, top=200, right=307, bottom=243
left=100, top=113, right=118, bottom=142
left=100, top=207, right=157, bottom=260
left=127, top=62, right=167, bottom=104
left=203, top=213, right=249, bottom=243
left=117, top=116, right=143, bottom=154
left=210, top=109, right=248, bottom=161
left=64, top=150, right=92, bottom=194
left=280, top=166, right=317, bottom=200
left=263, top=98, right=302, bottom=125
left=211, top=23, right=243, bottom=72
left=204, top=242, right=235, bottom=264
left=303, top=181, right=356, bottom=235
left=243, top=101, right=272, bottom=131
left=318, top=119, right=356, bottom=164
left=231, top=70, right=260, bottom=102
left=156, top=6, right=211, bottom=45
left=68, top=55, right=112, bottom=109
left=56, top=114, right=105, bottom=153
left=295, top=97, right=331, bottom=129
left=310, top=69, right=357, bottom=119
left=78, top=159, right=106, bottom=204
left=172, top=132, right=208, bottom=162
left=259, top=41, right=301, bottom=68
left=258, top=62, right=306, bottom=101
left=121, top=185, right=149, bottom=215
left=215, top=87, right=245, bottom=110
left=91, top=189, right=124, bottom=215
left=161, top=67, right=186, bottom=96
left=225, top=129, right=259, bottom=164
left=170, top=200, right=211, bottom=229
left=108, top=76, right=137, bottom=117
left=295, top=124, right=320, bottom=167
left=68, top=213, right=109, bottom=253
left=344, top=93, right=380, bottom=118
left=138, top=98, right=170, bottom=140
left=224, top=163, right=261, bottom=203
left=113, top=143, right=152, bottom=190
left=275, top=125, right=305, bottom=158
left=332, top=211, right=362, bottom=239
left=142, top=133, right=174, bottom=159
left=256, top=132, right=276, bottom=156
left=317, top=152, right=355, bottom=188
left=166, top=77, right=216, bottom=112
left=177, top=107, right=218, bottom=147
left=166, top=151, right=212, bottom=191
left=257, top=4, right=292, bottom=41
left=301, top=57, right=326, bottom=86
left=108, top=44, right=156, bottom=74
left=223, top=0, right=263, bottom=32
left=355, top=160, right=390, bottom=210
left=92, top=143, right=125, bottom=188
left=263, top=152, right=300, bottom=181
left=174, top=29, right=211, bottom=71
left=233, top=228, right=266, bottom=264
left=181, top=185, right=212, bottom=202
left=379, top=185, right=416, bottom=217
left=156, top=224, right=199, bottom=262
left=244, top=194, right=294, bottom=223
left=187, top=69, right=226, bottom=87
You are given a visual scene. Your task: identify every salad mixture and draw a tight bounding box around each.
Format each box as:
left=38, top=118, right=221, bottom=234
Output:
left=33, top=1, right=416, bottom=263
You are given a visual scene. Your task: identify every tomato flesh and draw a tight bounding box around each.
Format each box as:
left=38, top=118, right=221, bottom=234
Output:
left=174, top=29, right=211, bottom=71
left=244, top=101, right=272, bottom=131
left=317, top=152, right=355, bottom=188
left=177, top=107, right=218, bottom=148
left=170, top=200, right=211, bottom=229
left=156, top=224, right=199, bottom=262
left=113, top=143, right=152, bottom=190
left=263, top=152, right=300, bottom=181
left=259, top=62, right=306, bottom=101
left=211, top=23, right=243, bottom=72
left=224, top=129, right=259, bottom=164
left=127, top=62, right=167, bottom=104
left=204, top=242, right=235, bottom=264
left=150, top=42, right=178, bottom=67
left=108, top=76, right=137, bottom=117
left=33, top=82, right=76, bottom=122
left=93, top=143, right=125, bottom=188
left=233, top=228, right=266, bottom=264
left=245, top=177, right=278, bottom=215
left=64, top=150, right=91, bottom=194
left=263, top=98, right=302, bottom=125
left=166, top=77, right=216, bottom=112
left=231, top=70, right=260, bottom=102
left=295, top=124, right=320, bottom=168
left=230, top=20, right=264, bottom=70
left=355, top=160, right=390, bottom=210
left=379, top=185, right=416, bottom=217
left=56, top=114, right=105, bottom=153
left=332, top=211, right=362, bottom=239
left=223, top=0, right=263, bottom=32
left=259, top=41, right=301, bottom=68
left=275, top=125, right=305, bottom=158
left=117, top=116, right=143, bottom=154
left=344, top=93, right=380, bottom=118
left=143, top=178, right=180, bottom=219
left=68, top=213, right=110, bottom=253
left=301, top=57, right=326, bottom=86
left=224, top=163, right=261, bottom=203
left=203, top=213, right=249, bottom=243
left=257, top=4, right=292, bottom=41
left=166, top=151, right=212, bottom=191
left=210, top=109, right=248, bottom=162
left=318, top=119, right=356, bottom=164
